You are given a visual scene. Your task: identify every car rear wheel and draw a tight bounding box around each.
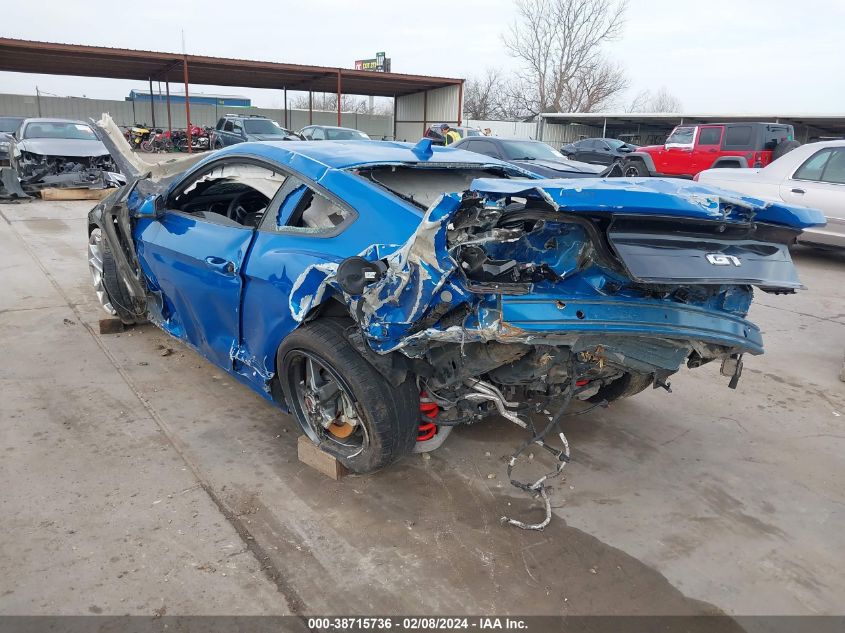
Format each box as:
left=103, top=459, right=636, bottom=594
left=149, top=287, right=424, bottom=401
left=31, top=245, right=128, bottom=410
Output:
left=623, top=160, right=648, bottom=177
left=277, top=318, right=418, bottom=473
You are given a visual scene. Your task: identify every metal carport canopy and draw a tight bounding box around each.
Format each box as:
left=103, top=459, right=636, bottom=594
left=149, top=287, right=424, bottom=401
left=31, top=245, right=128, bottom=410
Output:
left=0, top=38, right=465, bottom=147
left=0, top=38, right=461, bottom=96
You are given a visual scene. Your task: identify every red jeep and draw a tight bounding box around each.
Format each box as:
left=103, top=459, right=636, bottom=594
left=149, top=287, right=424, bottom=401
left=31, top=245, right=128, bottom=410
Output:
left=622, top=122, right=799, bottom=178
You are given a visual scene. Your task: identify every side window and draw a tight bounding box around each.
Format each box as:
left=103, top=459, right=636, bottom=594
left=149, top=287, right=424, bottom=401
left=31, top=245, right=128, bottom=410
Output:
left=233, top=121, right=244, bottom=135
left=170, top=162, right=287, bottom=227
left=698, top=127, right=723, bottom=146
left=261, top=176, right=355, bottom=234
left=311, top=127, right=326, bottom=140
left=471, top=140, right=501, bottom=158
left=300, top=127, right=312, bottom=139
left=215, top=118, right=225, bottom=131
left=821, top=149, right=845, bottom=185
left=793, top=150, right=832, bottom=181
left=223, top=119, right=234, bottom=132
left=723, top=125, right=753, bottom=148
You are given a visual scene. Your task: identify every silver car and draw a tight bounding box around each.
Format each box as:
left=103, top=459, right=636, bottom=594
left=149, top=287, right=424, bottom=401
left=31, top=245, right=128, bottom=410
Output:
left=696, top=140, right=844, bottom=248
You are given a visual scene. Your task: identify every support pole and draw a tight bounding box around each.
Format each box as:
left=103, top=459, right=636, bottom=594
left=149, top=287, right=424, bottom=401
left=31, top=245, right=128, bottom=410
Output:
left=602, top=117, right=607, bottom=138
left=283, top=87, right=288, bottom=129
left=457, top=80, right=463, bottom=126
left=423, top=90, right=428, bottom=139
left=309, top=90, right=313, bottom=125
left=392, top=93, right=397, bottom=141
left=336, top=70, right=342, bottom=127
left=182, top=58, right=192, bottom=153
left=148, top=77, right=156, bottom=128
left=165, top=80, right=172, bottom=140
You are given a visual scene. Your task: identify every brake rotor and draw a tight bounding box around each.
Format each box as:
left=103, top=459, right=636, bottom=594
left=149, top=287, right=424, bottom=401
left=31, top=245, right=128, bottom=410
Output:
left=327, top=420, right=356, bottom=438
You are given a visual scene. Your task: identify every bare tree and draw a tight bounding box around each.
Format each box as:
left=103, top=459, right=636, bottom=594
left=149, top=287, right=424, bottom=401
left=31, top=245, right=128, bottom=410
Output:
left=502, top=0, right=629, bottom=115
left=463, top=68, right=507, bottom=120
left=627, top=86, right=683, bottom=113
left=289, top=93, right=370, bottom=114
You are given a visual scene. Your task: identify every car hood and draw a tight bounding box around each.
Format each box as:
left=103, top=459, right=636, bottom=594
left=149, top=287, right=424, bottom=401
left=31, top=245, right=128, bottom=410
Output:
left=636, top=145, right=663, bottom=153
left=17, top=138, right=110, bottom=158
left=512, top=158, right=604, bottom=174
left=698, top=167, right=765, bottom=183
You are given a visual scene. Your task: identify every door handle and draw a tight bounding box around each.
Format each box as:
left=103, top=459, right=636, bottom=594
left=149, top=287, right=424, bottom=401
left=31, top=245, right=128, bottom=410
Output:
left=791, top=188, right=805, bottom=194
left=204, top=256, right=236, bottom=273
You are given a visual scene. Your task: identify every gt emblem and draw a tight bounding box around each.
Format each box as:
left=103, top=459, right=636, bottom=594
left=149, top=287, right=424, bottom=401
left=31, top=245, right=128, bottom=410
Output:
left=706, top=253, right=742, bottom=266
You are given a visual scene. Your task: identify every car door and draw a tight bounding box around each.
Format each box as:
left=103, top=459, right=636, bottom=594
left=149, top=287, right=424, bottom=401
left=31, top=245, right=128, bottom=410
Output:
left=573, top=140, right=594, bottom=162
left=136, top=158, right=284, bottom=370
left=781, top=147, right=845, bottom=242
left=591, top=140, right=615, bottom=165
left=693, top=125, right=724, bottom=173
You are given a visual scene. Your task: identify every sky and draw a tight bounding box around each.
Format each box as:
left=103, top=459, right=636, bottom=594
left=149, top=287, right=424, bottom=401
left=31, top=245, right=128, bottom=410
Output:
left=1, top=0, right=844, bottom=113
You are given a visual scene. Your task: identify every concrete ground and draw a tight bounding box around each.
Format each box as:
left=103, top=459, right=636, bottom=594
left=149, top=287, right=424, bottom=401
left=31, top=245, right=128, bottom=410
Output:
left=0, top=198, right=843, bottom=617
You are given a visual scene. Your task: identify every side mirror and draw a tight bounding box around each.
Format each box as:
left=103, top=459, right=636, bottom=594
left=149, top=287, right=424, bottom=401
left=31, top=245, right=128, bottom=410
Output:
left=618, top=146, right=632, bottom=153
left=336, top=256, right=387, bottom=295
left=133, top=194, right=165, bottom=219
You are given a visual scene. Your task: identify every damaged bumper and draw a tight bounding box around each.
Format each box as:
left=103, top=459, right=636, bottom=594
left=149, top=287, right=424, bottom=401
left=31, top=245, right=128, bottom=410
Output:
left=291, top=177, right=824, bottom=386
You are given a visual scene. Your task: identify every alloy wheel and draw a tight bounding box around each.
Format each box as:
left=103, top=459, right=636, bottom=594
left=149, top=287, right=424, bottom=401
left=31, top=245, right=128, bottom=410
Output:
left=88, top=229, right=117, bottom=316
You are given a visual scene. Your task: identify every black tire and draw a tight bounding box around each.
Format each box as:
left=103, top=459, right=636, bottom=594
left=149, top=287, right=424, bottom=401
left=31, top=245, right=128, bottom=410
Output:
left=588, top=372, right=653, bottom=404
left=623, top=159, right=649, bottom=177
left=277, top=318, right=418, bottom=473
left=101, top=237, right=138, bottom=325
left=772, top=139, right=801, bottom=160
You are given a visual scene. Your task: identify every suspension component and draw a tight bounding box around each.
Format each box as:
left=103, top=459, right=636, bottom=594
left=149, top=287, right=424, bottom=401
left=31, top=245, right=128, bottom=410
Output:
left=418, top=392, right=439, bottom=442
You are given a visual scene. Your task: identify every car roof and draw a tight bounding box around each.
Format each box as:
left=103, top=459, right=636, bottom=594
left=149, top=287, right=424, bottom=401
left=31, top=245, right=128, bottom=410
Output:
left=200, top=139, right=517, bottom=171
left=307, top=125, right=363, bottom=132
left=21, top=117, right=90, bottom=125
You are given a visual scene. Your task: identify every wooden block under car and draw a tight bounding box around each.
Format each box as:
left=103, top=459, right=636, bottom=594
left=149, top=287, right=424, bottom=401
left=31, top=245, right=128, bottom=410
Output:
left=40, top=188, right=113, bottom=201
left=297, top=434, right=348, bottom=480
left=98, top=318, right=124, bottom=334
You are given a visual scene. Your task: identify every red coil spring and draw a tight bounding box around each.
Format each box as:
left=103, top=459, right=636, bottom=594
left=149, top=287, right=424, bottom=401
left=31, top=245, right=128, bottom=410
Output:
left=418, top=391, right=439, bottom=442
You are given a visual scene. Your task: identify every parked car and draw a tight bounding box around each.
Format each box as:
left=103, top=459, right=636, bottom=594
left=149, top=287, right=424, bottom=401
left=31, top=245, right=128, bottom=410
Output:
left=696, top=140, right=844, bottom=248
left=0, top=115, right=25, bottom=164
left=561, top=138, right=638, bottom=165
left=623, top=122, right=800, bottom=178
left=298, top=125, right=370, bottom=141
left=423, top=124, right=482, bottom=145
left=9, top=118, right=123, bottom=192
left=88, top=114, right=823, bottom=476
left=212, top=114, right=300, bottom=149
left=451, top=136, right=607, bottom=177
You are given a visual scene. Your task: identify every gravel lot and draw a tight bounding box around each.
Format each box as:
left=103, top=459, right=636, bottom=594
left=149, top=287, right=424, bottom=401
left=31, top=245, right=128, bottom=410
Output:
left=1, top=198, right=843, bottom=616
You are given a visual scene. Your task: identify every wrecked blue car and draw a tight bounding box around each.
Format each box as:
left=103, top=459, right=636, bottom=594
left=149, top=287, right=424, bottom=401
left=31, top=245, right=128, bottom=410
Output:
left=87, top=115, right=825, bottom=475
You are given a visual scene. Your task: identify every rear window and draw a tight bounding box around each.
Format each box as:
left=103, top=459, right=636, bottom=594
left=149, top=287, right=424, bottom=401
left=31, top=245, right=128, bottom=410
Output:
left=762, top=125, right=794, bottom=150
left=353, top=166, right=514, bottom=209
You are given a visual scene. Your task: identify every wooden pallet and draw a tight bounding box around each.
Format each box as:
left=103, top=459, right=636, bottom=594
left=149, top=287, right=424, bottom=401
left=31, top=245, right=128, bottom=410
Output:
left=40, top=187, right=113, bottom=201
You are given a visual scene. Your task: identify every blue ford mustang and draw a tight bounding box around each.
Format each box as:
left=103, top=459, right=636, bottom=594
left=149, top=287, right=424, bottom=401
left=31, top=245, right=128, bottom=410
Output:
left=88, top=125, right=825, bottom=474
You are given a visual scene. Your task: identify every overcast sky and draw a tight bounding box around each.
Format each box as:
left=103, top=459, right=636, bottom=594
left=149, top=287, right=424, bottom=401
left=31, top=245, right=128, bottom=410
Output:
left=1, top=0, right=843, bottom=113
